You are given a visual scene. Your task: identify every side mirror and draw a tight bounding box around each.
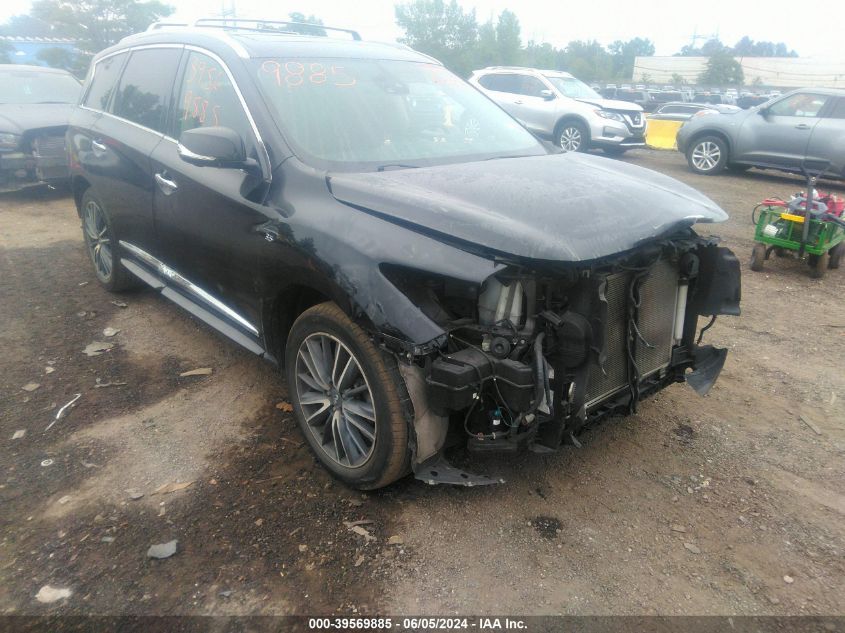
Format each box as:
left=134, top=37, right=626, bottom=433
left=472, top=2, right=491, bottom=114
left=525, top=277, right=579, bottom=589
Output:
left=757, top=107, right=769, bottom=117
left=539, top=89, right=555, bottom=101
left=177, top=126, right=250, bottom=168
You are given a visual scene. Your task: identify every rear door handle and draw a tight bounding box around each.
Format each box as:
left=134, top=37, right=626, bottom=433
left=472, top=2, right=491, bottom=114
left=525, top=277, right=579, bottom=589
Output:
left=154, top=172, right=178, bottom=195
left=514, top=100, right=524, bottom=105
left=91, top=139, right=107, bottom=154
left=795, top=123, right=811, bottom=130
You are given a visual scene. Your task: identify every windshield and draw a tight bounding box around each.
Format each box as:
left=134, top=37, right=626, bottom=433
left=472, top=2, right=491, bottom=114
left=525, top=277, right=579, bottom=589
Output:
left=544, top=76, right=601, bottom=100
left=253, top=58, right=543, bottom=170
left=0, top=69, right=81, bottom=104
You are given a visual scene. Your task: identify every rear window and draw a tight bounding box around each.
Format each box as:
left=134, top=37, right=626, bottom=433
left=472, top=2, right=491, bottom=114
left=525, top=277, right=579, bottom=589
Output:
left=827, top=98, right=845, bottom=119
left=83, top=53, right=127, bottom=110
left=111, top=48, right=182, bottom=133
left=0, top=68, right=80, bottom=105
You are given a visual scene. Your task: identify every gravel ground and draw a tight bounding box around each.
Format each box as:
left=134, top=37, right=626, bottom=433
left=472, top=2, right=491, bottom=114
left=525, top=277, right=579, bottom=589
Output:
left=1, top=150, right=843, bottom=617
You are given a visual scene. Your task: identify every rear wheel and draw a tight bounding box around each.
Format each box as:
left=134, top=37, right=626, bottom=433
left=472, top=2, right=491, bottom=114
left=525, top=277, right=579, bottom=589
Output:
left=687, top=136, right=728, bottom=175
left=80, top=189, right=138, bottom=292
left=556, top=120, right=589, bottom=152
left=285, top=302, right=411, bottom=489
left=750, top=243, right=766, bottom=272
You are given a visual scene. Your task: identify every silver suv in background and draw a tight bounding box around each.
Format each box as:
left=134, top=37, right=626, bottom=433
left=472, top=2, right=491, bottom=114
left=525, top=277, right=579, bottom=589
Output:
left=677, top=88, right=845, bottom=176
left=470, top=67, right=646, bottom=154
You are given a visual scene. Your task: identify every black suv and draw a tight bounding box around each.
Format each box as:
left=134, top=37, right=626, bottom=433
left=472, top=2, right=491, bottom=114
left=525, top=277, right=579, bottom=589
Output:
left=69, top=20, right=741, bottom=489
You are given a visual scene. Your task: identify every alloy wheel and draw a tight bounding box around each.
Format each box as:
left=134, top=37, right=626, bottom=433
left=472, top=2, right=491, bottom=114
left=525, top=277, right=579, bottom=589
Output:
left=294, top=333, right=377, bottom=468
left=559, top=126, right=582, bottom=152
left=691, top=141, right=721, bottom=171
left=82, top=200, right=113, bottom=280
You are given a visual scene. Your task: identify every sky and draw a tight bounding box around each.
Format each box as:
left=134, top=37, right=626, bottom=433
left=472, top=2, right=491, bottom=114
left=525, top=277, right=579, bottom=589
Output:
left=1, top=0, right=841, bottom=59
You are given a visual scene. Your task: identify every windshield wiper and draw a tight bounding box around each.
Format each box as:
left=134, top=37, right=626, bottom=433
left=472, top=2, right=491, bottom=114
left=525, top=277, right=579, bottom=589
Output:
left=376, top=163, right=420, bottom=172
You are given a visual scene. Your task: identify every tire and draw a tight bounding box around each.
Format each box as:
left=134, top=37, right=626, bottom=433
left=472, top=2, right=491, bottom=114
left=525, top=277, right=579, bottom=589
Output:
left=556, top=120, right=589, bottom=153
left=750, top=243, right=766, bottom=272
left=285, top=302, right=411, bottom=490
left=80, top=189, right=139, bottom=292
left=686, top=135, right=728, bottom=175
left=810, top=251, right=829, bottom=279
left=727, top=163, right=751, bottom=173
left=828, top=242, right=844, bottom=269
left=602, top=146, right=627, bottom=157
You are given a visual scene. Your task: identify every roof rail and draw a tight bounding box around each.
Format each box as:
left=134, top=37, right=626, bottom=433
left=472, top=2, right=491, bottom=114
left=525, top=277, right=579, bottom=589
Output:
left=147, top=21, right=190, bottom=30
left=192, top=18, right=361, bottom=41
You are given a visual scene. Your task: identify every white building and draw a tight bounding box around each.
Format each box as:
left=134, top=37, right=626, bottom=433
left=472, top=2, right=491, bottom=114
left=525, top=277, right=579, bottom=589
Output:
left=632, top=56, right=845, bottom=88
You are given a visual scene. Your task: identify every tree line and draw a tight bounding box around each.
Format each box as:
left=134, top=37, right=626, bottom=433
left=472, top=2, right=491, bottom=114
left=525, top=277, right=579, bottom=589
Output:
left=0, top=0, right=798, bottom=87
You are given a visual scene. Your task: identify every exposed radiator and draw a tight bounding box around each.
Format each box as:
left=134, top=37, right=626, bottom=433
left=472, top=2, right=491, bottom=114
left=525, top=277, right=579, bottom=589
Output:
left=585, top=260, right=679, bottom=407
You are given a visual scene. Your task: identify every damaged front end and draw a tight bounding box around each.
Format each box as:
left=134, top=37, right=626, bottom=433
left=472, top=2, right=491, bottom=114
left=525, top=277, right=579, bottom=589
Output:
left=386, top=234, right=741, bottom=485
left=0, top=131, right=70, bottom=193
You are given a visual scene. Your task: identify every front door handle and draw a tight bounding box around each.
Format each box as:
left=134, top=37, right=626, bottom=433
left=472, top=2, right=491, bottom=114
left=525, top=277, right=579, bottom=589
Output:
left=795, top=123, right=811, bottom=130
left=514, top=100, right=524, bottom=105
left=91, top=139, right=107, bottom=154
left=154, top=172, right=178, bottom=195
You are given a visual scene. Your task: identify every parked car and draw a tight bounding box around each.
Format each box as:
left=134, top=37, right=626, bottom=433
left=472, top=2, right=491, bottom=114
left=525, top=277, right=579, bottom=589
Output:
left=649, top=102, right=739, bottom=122
left=469, top=67, right=646, bottom=154
left=677, top=88, right=845, bottom=176
left=693, top=93, right=728, bottom=105
left=69, top=22, right=741, bottom=488
left=0, top=64, right=81, bottom=192
left=613, top=89, right=657, bottom=112
left=736, top=94, right=769, bottom=109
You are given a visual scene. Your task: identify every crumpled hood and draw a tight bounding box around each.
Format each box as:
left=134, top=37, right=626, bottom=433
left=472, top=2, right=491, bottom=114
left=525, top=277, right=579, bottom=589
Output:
left=328, top=152, right=728, bottom=263
left=576, top=97, right=643, bottom=112
left=0, top=104, right=76, bottom=135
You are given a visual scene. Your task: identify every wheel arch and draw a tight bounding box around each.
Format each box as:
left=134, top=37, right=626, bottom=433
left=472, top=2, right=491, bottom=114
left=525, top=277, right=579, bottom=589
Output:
left=263, top=281, right=383, bottom=365
left=72, top=175, right=91, bottom=217
left=553, top=115, right=592, bottom=142
left=687, top=129, right=733, bottom=156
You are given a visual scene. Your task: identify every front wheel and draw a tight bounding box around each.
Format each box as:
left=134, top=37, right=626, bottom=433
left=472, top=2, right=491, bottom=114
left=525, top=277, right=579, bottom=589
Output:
left=828, top=242, right=843, bottom=269
left=810, top=251, right=829, bottom=279
left=750, top=243, right=766, bottom=271
left=687, top=136, right=728, bottom=175
left=556, top=121, right=589, bottom=153
left=285, top=302, right=411, bottom=489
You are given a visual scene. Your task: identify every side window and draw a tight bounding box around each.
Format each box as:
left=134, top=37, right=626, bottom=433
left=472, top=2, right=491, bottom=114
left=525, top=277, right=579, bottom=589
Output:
left=768, top=93, right=828, bottom=118
left=83, top=53, right=127, bottom=111
left=479, top=73, right=513, bottom=93
left=111, top=48, right=182, bottom=133
left=516, top=75, right=546, bottom=98
left=824, top=98, right=845, bottom=119
left=173, top=51, right=253, bottom=143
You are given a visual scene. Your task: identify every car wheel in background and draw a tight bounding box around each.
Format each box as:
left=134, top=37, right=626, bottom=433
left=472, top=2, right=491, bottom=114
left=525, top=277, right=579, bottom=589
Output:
left=727, top=163, right=751, bottom=172
left=687, top=136, right=728, bottom=175
left=602, top=147, right=627, bottom=157
left=80, top=189, right=139, bottom=292
left=556, top=121, right=589, bottom=153
left=285, top=302, right=411, bottom=490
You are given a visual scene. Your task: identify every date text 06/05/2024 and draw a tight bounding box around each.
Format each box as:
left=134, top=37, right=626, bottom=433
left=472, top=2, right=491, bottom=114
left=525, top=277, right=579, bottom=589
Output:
left=307, top=617, right=528, bottom=630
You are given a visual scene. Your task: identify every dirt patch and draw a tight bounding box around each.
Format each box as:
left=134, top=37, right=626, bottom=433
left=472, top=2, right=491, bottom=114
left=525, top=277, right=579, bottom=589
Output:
left=2, top=154, right=845, bottom=617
